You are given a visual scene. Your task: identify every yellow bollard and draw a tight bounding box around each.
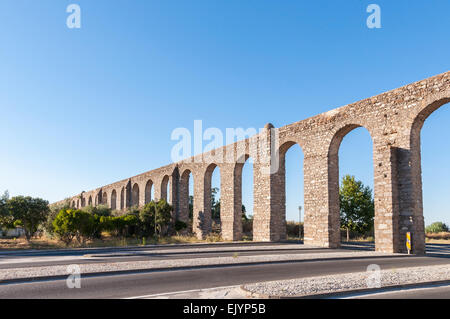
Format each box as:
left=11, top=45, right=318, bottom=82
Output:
left=406, top=232, right=412, bottom=254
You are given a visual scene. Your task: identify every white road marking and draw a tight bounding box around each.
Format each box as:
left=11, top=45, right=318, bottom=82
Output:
left=0, top=256, right=86, bottom=265
left=124, top=285, right=241, bottom=299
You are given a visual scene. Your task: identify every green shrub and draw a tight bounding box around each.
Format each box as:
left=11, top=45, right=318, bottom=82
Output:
left=174, top=220, right=187, bottom=232
left=8, top=196, right=50, bottom=241
left=53, top=209, right=78, bottom=246
left=53, top=209, right=101, bottom=246
left=82, top=205, right=111, bottom=217
left=426, top=222, right=449, bottom=234
left=286, top=221, right=304, bottom=238
left=100, top=214, right=139, bottom=238
left=44, top=200, right=71, bottom=237
left=139, top=200, right=173, bottom=237
left=242, top=218, right=253, bottom=236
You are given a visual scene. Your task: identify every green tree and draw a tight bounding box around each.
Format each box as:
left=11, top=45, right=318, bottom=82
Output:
left=242, top=204, right=248, bottom=221
left=44, top=199, right=71, bottom=237
left=155, top=199, right=173, bottom=237
left=8, top=196, right=49, bottom=241
left=53, top=209, right=78, bottom=246
left=188, top=195, right=193, bottom=220
left=53, top=209, right=99, bottom=246
left=139, top=202, right=156, bottom=237
left=101, top=214, right=138, bottom=238
left=339, top=175, right=374, bottom=241
left=139, top=199, right=173, bottom=237
left=82, top=204, right=111, bottom=217
left=426, top=222, right=449, bottom=234
left=0, top=191, right=13, bottom=235
left=211, top=187, right=220, bottom=220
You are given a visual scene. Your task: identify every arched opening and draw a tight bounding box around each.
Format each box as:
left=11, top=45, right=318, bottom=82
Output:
left=132, top=183, right=140, bottom=207
left=412, top=98, right=450, bottom=252
left=77, top=199, right=80, bottom=208
left=102, top=192, right=108, bottom=206
left=72, top=201, right=76, bottom=208
left=329, top=125, right=374, bottom=248
left=179, top=169, right=193, bottom=226
left=88, top=196, right=92, bottom=206
left=111, top=190, right=117, bottom=210
left=205, top=164, right=220, bottom=236
left=278, top=141, right=304, bottom=242
left=161, top=175, right=170, bottom=203
left=237, top=155, right=253, bottom=240
left=145, top=179, right=154, bottom=204
left=120, top=187, right=125, bottom=210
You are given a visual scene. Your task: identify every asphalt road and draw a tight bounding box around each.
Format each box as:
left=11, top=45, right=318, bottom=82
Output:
left=0, top=242, right=377, bottom=269
left=1, top=254, right=450, bottom=299
left=0, top=247, right=350, bottom=269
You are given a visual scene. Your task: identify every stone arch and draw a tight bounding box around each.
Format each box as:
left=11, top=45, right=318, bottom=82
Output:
left=274, top=141, right=305, bottom=241
left=102, top=192, right=108, bottom=206
left=406, top=96, right=450, bottom=253
left=145, top=179, right=153, bottom=204
left=160, top=175, right=170, bottom=202
left=111, top=190, right=117, bottom=210
left=72, top=200, right=76, bottom=208
left=234, top=154, right=253, bottom=239
left=204, top=163, right=219, bottom=234
left=179, top=169, right=193, bottom=223
left=88, top=196, right=92, bottom=206
left=131, top=183, right=140, bottom=207
left=120, top=187, right=125, bottom=210
left=327, top=124, right=375, bottom=248
left=77, top=199, right=80, bottom=208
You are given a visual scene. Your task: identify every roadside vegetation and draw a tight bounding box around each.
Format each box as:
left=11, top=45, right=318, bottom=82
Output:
left=0, top=189, right=204, bottom=249
left=338, top=175, right=450, bottom=244
left=1, top=183, right=448, bottom=249
left=339, top=175, right=375, bottom=242
left=425, top=222, right=450, bottom=243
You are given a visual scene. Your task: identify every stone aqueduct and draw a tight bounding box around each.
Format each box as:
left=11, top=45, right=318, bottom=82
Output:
left=58, top=71, right=449, bottom=254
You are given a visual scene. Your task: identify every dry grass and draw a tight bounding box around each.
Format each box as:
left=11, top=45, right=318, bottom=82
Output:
left=0, top=237, right=65, bottom=250
left=426, top=232, right=450, bottom=243
left=426, top=232, right=450, bottom=240
left=0, top=233, right=228, bottom=250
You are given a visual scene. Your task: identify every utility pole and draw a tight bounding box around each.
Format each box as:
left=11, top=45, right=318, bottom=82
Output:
left=155, top=205, right=158, bottom=238
left=298, top=206, right=302, bottom=242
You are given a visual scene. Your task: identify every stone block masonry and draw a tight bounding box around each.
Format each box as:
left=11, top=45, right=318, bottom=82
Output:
left=55, top=71, right=450, bottom=254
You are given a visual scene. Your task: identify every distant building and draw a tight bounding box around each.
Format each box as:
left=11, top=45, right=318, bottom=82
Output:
left=0, top=227, right=25, bottom=238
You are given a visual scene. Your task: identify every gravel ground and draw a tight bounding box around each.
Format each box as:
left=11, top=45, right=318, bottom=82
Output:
left=0, top=250, right=394, bottom=281
left=243, top=264, right=450, bottom=298
left=84, top=244, right=317, bottom=257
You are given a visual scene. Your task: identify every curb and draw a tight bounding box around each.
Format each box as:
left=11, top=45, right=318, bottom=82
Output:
left=0, top=241, right=278, bottom=256
left=240, top=279, right=450, bottom=299
left=0, top=241, right=310, bottom=255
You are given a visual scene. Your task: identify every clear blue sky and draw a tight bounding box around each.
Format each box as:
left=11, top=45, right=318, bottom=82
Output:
left=0, top=1, right=449, bottom=226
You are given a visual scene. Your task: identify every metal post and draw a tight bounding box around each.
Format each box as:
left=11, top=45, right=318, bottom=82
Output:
left=298, top=206, right=302, bottom=242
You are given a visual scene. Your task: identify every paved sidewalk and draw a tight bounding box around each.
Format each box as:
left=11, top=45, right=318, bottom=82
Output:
left=242, top=264, right=450, bottom=298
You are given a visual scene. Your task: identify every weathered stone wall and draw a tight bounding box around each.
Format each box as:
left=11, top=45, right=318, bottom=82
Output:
left=56, top=71, right=450, bottom=254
